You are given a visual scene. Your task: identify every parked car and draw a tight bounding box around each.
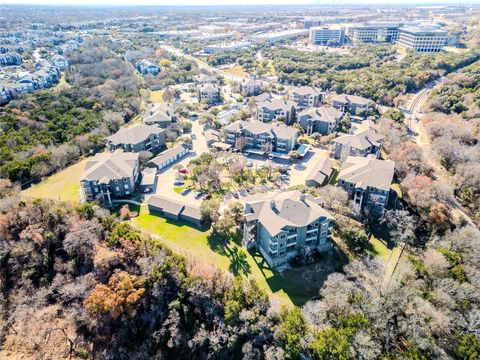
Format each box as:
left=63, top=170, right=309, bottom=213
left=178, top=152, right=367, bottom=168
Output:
left=232, top=192, right=239, bottom=199
left=181, top=188, right=191, bottom=196
left=191, top=134, right=196, bottom=140
left=201, top=194, right=211, bottom=201
left=174, top=178, right=185, bottom=186
left=142, top=187, right=152, bottom=193
left=178, top=168, right=188, bottom=174
left=194, top=191, right=203, bottom=199
left=246, top=161, right=254, bottom=168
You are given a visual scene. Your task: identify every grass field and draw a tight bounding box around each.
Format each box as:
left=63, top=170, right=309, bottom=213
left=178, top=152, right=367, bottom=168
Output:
left=222, top=65, right=249, bottom=78
left=131, top=205, right=336, bottom=307
left=22, top=157, right=91, bottom=203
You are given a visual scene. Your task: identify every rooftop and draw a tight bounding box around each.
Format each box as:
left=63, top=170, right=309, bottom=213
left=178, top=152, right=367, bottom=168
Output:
left=338, top=156, right=395, bottom=192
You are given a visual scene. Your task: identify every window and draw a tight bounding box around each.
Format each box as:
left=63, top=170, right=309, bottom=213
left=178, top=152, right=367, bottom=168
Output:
left=125, top=191, right=130, bottom=195
left=124, top=184, right=129, bottom=189
left=279, top=251, right=285, bottom=256
left=280, top=243, right=285, bottom=248
left=115, top=187, right=120, bottom=191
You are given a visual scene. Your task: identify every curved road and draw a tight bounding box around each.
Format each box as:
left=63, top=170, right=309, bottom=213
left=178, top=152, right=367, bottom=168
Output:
left=405, top=80, right=477, bottom=228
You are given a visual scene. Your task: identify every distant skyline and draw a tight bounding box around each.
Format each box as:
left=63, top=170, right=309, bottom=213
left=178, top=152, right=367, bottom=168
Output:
left=1, top=0, right=479, bottom=6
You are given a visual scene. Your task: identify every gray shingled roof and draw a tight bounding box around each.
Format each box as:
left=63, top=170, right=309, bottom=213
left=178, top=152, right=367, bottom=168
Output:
left=338, top=156, right=395, bottom=191
left=147, top=144, right=189, bottom=167
left=81, top=150, right=139, bottom=182
left=106, top=125, right=165, bottom=146
left=144, top=103, right=174, bottom=125
left=333, top=130, right=383, bottom=150
left=225, top=120, right=298, bottom=140
left=306, top=157, right=334, bottom=185
left=258, top=99, right=296, bottom=112
left=245, top=190, right=334, bottom=236
left=146, top=195, right=201, bottom=220
left=289, top=86, right=322, bottom=97
left=298, top=106, right=343, bottom=122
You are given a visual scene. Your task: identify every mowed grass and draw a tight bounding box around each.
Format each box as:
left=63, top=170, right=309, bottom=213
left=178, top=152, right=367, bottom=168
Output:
left=22, top=157, right=91, bottom=203
left=131, top=205, right=326, bottom=307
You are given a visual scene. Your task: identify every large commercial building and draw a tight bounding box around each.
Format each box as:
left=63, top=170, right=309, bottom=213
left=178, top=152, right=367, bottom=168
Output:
left=397, top=27, right=449, bottom=52
left=310, top=26, right=345, bottom=45
left=243, top=190, right=334, bottom=268
left=350, top=24, right=400, bottom=43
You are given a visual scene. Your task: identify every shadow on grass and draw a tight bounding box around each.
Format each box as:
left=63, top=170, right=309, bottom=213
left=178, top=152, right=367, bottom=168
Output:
left=207, top=230, right=251, bottom=277
left=249, top=245, right=349, bottom=307
left=370, top=220, right=395, bottom=250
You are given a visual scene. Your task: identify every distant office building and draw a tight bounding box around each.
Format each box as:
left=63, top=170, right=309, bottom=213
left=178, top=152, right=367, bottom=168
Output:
left=350, top=24, right=400, bottom=43
left=310, top=26, right=345, bottom=45
left=296, top=18, right=323, bottom=29
left=397, top=27, right=449, bottom=52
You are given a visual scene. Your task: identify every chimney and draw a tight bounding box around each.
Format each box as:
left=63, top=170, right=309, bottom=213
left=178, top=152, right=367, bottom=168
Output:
left=270, top=200, right=276, bottom=209
left=300, top=193, right=306, bottom=202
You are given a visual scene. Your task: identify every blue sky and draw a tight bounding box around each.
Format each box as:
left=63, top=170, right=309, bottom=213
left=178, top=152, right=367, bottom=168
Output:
left=1, top=0, right=477, bottom=5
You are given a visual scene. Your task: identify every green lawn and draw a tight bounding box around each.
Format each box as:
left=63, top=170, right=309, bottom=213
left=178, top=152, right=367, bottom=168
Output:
left=22, top=157, right=91, bottom=203
left=131, top=205, right=334, bottom=307
left=173, top=186, right=185, bottom=194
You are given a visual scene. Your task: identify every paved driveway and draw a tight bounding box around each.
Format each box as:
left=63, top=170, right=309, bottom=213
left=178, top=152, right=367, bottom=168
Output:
left=152, top=119, right=208, bottom=206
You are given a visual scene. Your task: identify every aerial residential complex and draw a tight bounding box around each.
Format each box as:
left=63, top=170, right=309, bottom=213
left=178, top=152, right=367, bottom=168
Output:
left=5, top=4, right=480, bottom=357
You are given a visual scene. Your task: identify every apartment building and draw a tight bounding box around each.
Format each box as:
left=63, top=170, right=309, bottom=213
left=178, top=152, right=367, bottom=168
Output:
left=397, top=27, right=449, bottom=52
left=333, top=130, right=384, bottom=160
left=243, top=190, right=334, bottom=268
left=240, top=79, right=262, bottom=97
left=288, top=86, right=323, bottom=109
left=257, top=99, right=296, bottom=124
left=310, top=26, right=345, bottom=45
left=330, top=94, right=372, bottom=116
left=298, top=106, right=343, bottom=135
left=198, top=83, right=220, bottom=103
left=80, top=150, right=140, bottom=206
left=135, top=59, right=161, bottom=76
left=337, top=156, right=395, bottom=216
left=106, top=125, right=166, bottom=153
left=143, top=103, right=176, bottom=128
left=223, top=120, right=298, bottom=155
